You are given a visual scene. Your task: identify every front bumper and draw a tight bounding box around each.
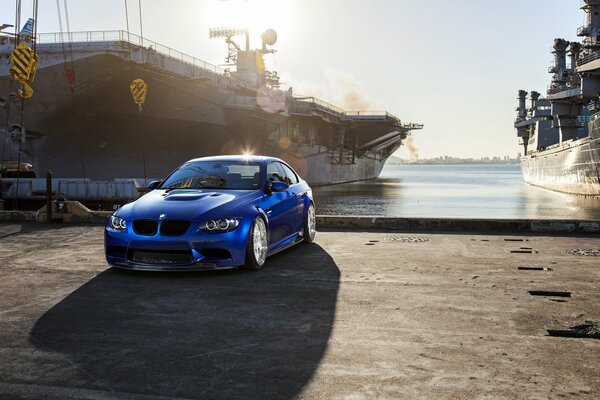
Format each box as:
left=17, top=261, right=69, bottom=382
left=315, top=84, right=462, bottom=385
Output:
left=104, top=221, right=251, bottom=270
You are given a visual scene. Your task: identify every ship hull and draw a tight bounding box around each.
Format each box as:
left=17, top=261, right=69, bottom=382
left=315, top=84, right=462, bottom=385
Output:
left=1, top=54, right=298, bottom=180
left=520, top=119, right=600, bottom=196
left=1, top=39, right=409, bottom=187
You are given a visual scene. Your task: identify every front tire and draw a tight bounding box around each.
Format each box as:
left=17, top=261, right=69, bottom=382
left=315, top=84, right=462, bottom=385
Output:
left=303, top=203, right=316, bottom=244
left=244, top=217, right=268, bottom=270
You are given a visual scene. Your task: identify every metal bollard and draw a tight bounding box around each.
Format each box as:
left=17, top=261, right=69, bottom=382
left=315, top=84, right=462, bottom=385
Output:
left=46, top=170, right=52, bottom=223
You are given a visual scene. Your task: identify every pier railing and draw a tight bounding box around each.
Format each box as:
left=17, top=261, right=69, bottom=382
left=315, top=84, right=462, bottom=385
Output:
left=36, top=30, right=225, bottom=75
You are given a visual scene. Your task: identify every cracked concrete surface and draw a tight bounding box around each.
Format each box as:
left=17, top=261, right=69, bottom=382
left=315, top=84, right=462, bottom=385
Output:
left=0, top=223, right=599, bottom=399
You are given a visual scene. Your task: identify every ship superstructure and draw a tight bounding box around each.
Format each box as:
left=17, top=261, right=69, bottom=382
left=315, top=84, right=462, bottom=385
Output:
left=0, top=23, right=422, bottom=207
left=515, top=0, right=600, bottom=196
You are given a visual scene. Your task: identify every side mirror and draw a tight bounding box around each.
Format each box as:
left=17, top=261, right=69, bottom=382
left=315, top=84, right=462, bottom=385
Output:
left=148, top=180, right=162, bottom=190
left=266, top=181, right=289, bottom=194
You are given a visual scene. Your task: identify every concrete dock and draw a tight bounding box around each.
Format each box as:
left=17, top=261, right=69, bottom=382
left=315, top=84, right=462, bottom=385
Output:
left=0, top=223, right=599, bottom=399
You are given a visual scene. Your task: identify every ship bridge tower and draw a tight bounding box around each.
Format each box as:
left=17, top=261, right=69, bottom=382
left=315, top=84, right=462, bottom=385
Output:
left=575, top=0, right=600, bottom=104
left=578, top=0, right=600, bottom=52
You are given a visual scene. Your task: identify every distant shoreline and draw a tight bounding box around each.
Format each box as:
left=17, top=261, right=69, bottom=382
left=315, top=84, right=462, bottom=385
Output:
left=387, top=161, right=520, bottom=166
left=387, top=157, right=520, bottom=166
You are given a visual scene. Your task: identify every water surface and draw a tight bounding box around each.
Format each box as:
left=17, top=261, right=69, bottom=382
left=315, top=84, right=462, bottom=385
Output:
left=313, top=164, right=600, bottom=220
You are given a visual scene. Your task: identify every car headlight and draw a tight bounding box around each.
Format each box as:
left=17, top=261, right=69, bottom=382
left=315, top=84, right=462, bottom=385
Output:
left=200, top=217, right=241, bottom=232
left=109, top=215, right=127, bottom=230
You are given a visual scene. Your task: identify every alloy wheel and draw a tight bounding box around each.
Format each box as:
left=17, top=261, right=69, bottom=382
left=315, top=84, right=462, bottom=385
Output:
left=253, top=218, right=268, bottom=265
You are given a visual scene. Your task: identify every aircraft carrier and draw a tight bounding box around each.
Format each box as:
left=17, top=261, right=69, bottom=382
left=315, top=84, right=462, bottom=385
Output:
left=515, top=0, right=600, bottom=196
left=0, top=23, right=422, bottom=207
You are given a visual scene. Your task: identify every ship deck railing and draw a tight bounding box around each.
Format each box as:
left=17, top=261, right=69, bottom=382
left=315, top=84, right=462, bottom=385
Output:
left=30, top=31, right=421, bottom=127
left=346, top=111, right=400, bottom=122
left=34, top=30, right=256, bottom=88
left=292, top=96, right=422, bottom=129
left=292, top=96, right=347, bottom=118
left=577, top=50, right=600, bottom=66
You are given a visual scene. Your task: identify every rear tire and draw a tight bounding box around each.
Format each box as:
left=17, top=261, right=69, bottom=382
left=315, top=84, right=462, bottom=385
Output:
left=303, top=203, right=316, bottom=244
left=243, top=216, right=268, bottom=270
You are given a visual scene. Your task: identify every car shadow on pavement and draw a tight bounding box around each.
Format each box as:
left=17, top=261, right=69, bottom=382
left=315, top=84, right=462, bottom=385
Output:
left=29, top=243, right=339, bottom=399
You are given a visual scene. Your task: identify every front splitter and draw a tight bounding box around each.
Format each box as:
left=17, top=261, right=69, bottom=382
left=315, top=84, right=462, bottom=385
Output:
left=108, top=260, right=233, bottom=272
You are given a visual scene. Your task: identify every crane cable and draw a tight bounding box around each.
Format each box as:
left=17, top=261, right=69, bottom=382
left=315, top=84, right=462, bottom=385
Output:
left=138, top=0, right=144, bottom=45
left=14, top=0, right=21, bottom=46
left=124, top=0, right=132, bottom=60
left=137, top=0, right=147, bottom=185
left=55, top=0, right=69, bottom=81
left=12, top=0, right=23, bottom=209
left=63, top=0, right=76, bottom=79
left=15, top=0, right=39, bottom=210
left=57, top=0, right=87, bottom=182
left=1, top=0, right=22, bottom=175
left=56, top=0, right=76, bottom=90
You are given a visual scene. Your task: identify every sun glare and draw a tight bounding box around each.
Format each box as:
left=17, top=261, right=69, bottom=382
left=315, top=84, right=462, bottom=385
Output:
left=208, top=0, right=290, bottom=48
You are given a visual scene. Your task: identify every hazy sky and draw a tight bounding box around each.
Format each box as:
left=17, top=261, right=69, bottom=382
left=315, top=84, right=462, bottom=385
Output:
left=1, top=0, right=584, bottom=159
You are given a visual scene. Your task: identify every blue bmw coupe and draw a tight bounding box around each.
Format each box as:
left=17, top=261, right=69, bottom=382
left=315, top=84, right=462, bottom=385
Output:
left=104, top=156, right=316, bottom=271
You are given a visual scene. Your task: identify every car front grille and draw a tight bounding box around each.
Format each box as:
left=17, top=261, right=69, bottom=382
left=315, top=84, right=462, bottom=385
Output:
left=133, top=220, right=158, bottom=236
left=130, top=249, right=192, bottom=264
left=160, top=220, right=190, bottom=236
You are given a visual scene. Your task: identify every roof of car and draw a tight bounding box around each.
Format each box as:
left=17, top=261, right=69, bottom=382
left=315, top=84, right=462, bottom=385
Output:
left=186, top=155, right=282, bottom=164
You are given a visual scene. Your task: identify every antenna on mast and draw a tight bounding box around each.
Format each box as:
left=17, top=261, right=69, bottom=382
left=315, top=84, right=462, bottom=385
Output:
left=209, top=27, right=249, bottom=64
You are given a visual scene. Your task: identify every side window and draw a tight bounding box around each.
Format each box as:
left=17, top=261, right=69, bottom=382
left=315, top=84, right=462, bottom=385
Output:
left=266, top=162, right=286, bottom=183
left=280, top=163, right=299, bottom=185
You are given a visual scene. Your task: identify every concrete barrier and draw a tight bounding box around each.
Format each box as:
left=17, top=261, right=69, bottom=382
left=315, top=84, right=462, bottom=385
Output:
left=1, top=204, right=599, bottom=234
left=0, top=210, right=37, bottom=222
left=0, top=201, right=111, bottom=224
left=36, top=201, right=112, bottom=224
left=316, top=216, right=600, bottom=234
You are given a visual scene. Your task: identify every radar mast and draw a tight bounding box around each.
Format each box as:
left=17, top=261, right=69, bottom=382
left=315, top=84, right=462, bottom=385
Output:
left=209, top=27, right=279, bottom=88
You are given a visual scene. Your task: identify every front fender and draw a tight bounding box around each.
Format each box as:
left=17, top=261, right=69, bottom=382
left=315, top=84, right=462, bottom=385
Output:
left=301, top=190, right=315, bottom=221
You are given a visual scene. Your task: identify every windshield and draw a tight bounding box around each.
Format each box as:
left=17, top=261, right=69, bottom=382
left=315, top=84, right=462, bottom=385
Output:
left=159, top=161, right=262, bottom=190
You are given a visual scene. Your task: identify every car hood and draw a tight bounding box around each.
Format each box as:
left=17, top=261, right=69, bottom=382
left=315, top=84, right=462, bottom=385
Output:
left=118, top=189, right=259, bottom=222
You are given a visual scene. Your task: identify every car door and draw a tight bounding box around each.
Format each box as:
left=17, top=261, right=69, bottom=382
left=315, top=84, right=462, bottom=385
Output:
left=279, top=162, right=304, bottom=233
left=263, top=162, right=297, bottom=247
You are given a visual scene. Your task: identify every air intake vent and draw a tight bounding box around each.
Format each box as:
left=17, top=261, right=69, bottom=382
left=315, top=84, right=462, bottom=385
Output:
left=133, top=220, right=158, bottom=236
left=199, top=248, right=231, bottom=260
left=160, top=220, right=190, bottom=236
left=106, top=245, right=127, bottom=258
left=131, top=249, right=192, bottom=264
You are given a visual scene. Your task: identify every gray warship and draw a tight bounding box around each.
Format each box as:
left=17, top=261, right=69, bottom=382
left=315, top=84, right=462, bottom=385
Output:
left=515, top=0, right=600, bottom=196
left=0, top=21, right=422, bottom=206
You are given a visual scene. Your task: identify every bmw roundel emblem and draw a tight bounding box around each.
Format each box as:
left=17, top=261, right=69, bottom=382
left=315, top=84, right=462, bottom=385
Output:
left=159, top=214, right=167, bottom=220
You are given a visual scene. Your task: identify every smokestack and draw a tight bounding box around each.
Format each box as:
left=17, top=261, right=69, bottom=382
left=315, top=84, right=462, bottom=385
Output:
left=569, top=42, right=582, bottom=84
left=530, top=91, right=540, bottom=109
left=569, top=42, right=582, bottom=68
left=552, top=39, right=570, bottom=79
left=517, top=90, right=528, bottom=119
